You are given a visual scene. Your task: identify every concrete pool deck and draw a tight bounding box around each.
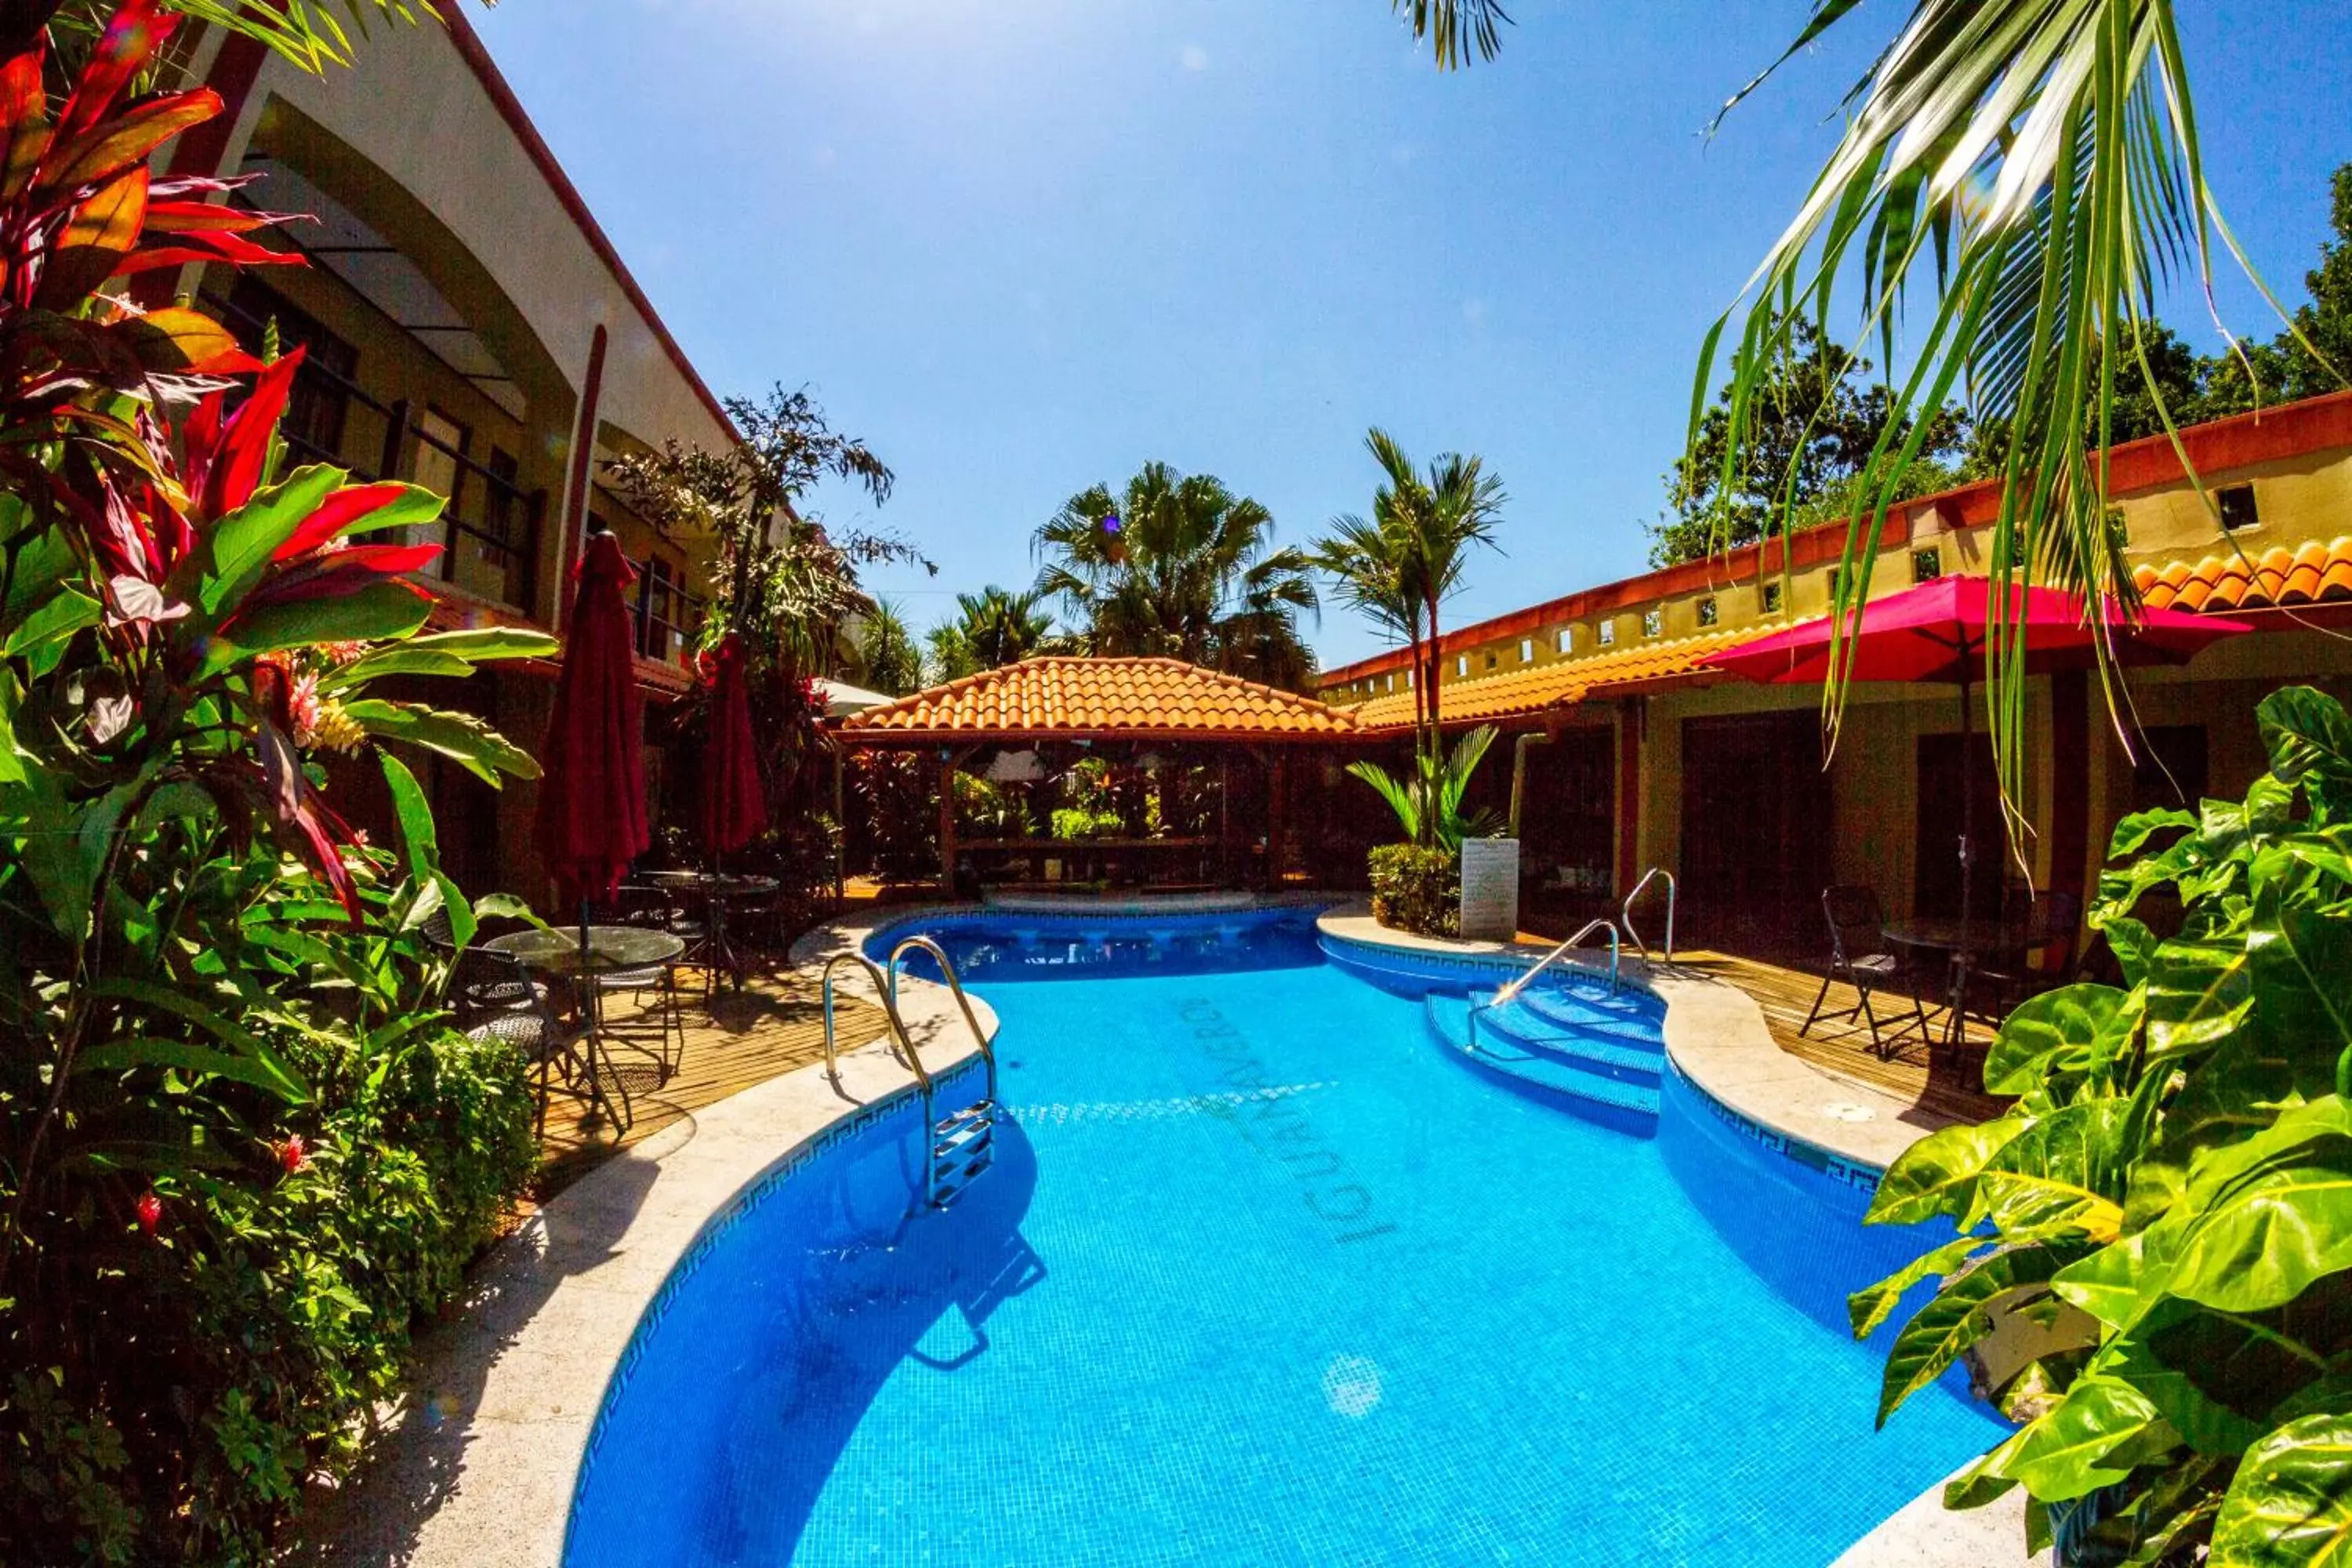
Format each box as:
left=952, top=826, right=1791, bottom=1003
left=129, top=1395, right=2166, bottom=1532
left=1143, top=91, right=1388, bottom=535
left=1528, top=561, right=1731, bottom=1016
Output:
left=316, top=898, right=2036, bottom=1567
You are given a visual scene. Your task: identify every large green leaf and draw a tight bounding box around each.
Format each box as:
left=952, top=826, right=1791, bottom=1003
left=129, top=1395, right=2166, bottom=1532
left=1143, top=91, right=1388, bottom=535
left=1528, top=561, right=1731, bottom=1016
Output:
left=2262, top=687, right=2352, bottom=815
left=181, top=464, right=343, bottom=619
left=1984, top=983, right=2136, bottom=1096
left=198, top=582, right=432, bottom=677
left=2000, top=1375, right=2171, bottom=1504
left=1850, top=1234, right=1990, bottom=1341
left=2165, top=1138, right=2352, bottom=1316
left=2, top=586, right=102, bottom=657
left=1867, top=1116, right=2028, bottom=1226
left=341, top=699, right=540, bottom=784
left=1970, top=1099, right=2135, bottom=1241
left=1876, top=1246, right=2063, bottom=1425
left=72, top=1036, right=309, bottom=1103
left=2144, top=934, right=2256, bottom=1062
left=2209, top=1413, right=2352, bottom=1567
left=379, top=753, right=437, bottom=884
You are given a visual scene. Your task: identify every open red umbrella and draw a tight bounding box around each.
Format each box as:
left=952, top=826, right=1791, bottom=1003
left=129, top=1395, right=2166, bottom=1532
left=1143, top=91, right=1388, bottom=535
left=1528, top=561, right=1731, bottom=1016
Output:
left=699, top=631, right=767, bottom=861
left=536, top=525, right=650, bottom=915
left=1708, top=573, right=2248, bottom=1040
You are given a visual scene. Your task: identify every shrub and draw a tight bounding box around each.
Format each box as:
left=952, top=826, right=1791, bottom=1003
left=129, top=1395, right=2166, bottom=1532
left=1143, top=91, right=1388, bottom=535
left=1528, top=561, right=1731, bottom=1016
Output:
left=1858, top=687, right=2352, bottom=1566
left=1051, top=805, right=1124, bottom=840
left=1368, top=843, right=1459, bottom=936
left=0, top=11, right=547, bottom=1561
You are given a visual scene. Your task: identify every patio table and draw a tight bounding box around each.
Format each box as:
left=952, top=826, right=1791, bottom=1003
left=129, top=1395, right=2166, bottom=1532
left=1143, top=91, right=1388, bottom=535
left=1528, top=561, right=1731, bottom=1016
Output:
left=1884, top=917, right=2019, bottom=1053
left=642, top=871, right=779, bottom=993
left=481, top=925, right=686, bottom=1133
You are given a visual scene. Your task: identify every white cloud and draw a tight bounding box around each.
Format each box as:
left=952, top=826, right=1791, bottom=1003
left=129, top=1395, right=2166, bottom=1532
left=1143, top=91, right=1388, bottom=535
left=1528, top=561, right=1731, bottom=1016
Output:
left=1179, top=43, right=1210, bottom=71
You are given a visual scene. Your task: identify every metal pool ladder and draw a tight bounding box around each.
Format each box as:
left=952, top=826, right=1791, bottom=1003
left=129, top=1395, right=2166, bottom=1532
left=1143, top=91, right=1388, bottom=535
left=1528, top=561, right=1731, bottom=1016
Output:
left=818, top=940, right=1000, bottom=1210
left=1621, top=866, right=1676, bottom=963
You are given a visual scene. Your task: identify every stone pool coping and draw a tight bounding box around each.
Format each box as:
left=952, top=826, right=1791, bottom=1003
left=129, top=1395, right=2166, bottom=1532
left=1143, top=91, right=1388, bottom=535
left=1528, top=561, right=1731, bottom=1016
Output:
left=307, top=944, right=994, bottom=1568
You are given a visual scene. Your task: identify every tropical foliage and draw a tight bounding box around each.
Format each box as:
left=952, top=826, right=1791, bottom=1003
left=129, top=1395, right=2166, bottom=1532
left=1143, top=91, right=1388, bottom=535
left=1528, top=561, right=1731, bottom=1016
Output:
left=1314, top=430, right=1504, bottom=851
left=1347, top=724, right=1501, bottom=858
left=1652, top=321, right=1970, bottom=566
left=925, top=585, right=1058, bottom=683
left=0, top=7, right=548, bottom=1561
left=852, top=595, right=923, bottom=695
left=1367, top=842, right=1461, bottom=938
left=1033, top=461, right=1319, bottom=691
left=1858, top=687, right=2352, bottom=1566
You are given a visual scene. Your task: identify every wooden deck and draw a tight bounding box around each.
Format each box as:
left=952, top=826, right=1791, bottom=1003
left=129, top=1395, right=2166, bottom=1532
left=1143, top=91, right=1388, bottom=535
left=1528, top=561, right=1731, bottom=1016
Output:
left=1672, top=948, right=2009, bottom=1127
left=535, top=971, right=893, bottom=1192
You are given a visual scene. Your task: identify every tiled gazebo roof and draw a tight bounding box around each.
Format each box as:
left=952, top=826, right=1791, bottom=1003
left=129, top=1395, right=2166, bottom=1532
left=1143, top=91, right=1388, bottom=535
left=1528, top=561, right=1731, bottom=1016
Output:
left=834, top=656, right=1359, bottom=744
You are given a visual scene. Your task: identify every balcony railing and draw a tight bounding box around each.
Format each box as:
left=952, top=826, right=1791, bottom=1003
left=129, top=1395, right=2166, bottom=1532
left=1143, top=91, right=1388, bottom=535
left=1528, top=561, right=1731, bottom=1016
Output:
left=205, top=294, right=548, bottom=617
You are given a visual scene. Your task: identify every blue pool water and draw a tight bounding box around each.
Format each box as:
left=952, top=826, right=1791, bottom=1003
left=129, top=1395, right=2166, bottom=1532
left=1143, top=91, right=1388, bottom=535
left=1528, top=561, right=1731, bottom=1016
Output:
left=568, top=909, right=2001, bottom=1566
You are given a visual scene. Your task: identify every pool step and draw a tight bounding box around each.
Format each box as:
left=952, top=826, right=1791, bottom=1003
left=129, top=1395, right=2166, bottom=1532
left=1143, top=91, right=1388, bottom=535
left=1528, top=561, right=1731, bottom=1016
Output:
left=1424, top=994, right=1660, bottom=1138
left=1510, top=982, right=1668, bottom=1041
left=929, top=1100, right=996, bottom=1207
left=1464, top=990, right=1667, bottom=1083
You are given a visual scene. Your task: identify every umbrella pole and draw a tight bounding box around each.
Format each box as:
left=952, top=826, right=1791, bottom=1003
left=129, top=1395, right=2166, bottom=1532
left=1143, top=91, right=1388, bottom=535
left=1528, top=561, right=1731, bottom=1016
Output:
left=579, top=896, right=605, bottom=1127
left=1951, top=678, right=1976, bottom=1060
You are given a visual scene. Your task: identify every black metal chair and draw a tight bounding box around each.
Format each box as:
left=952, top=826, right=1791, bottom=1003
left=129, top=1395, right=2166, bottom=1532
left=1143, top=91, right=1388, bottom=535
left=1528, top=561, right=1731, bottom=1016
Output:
left=459, top=949, right=606, bottom=1138
left=1951, top=887, right=2089, bottom=1044
left=423, top=904, right=546, bottom=1029
left=1802, top=885, right=1928, bottom=1059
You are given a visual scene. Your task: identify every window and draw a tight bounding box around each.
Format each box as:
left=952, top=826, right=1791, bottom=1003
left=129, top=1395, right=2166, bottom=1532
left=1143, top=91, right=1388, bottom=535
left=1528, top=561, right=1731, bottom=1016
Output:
left=1455, top=654, right=1468, bottom=678
left=1597, top=619, right=1617, bottom=645
left=227, top=278, right=357, bottom=465
left=1485, top=651, right=1498, bottom=670
left=1384, top=673, right=1395, bottom=692
left=1519, top=637, right=1534, bottom=663
left=1760, top=580, right=1784, bottom=614
left=2219, top=484, right=2260, bottom=532
left=1696, top=597, right=1719, bottom=628
left=412, top=408, right=469, bottom=517
left=1911, top=547, right=1943, bottom=583
left=1642, top=608, right=1663, bottom=638
left=1556, top=626, right=1573, bottom=654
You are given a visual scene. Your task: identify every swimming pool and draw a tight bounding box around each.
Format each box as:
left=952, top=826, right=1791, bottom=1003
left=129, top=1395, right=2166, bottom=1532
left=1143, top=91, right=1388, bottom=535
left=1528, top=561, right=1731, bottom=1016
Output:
left=565, top=907, right=2001, bottom=1566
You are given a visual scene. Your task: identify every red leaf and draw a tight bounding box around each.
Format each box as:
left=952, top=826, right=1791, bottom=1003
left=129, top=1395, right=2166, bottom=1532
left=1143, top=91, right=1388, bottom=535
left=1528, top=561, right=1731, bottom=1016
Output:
left=58, top=0, right=175, bottom=140
left=143, top=198, right=284, bottom=234
left=41, top=89, right=218, bottom=198
left=117, top=305, right=260, bottom=376
left=270, top=481, right=412, bottom=561
left=201, top=347, right=305, bottom=517
left=37, top=165, right=146, bottom=311
left=110, top=234, right=301, bottom=277
left=241, top=548, right=441, bottom=611
left=0, top=50, right=49, bottom=206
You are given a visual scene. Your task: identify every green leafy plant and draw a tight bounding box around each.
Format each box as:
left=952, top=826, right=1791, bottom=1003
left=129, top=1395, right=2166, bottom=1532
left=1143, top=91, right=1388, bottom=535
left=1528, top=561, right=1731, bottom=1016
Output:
left=1349, top=724, right=1502, bottom=855
left=1857, top=685, right=2352, bottom=1566
left=1368, top=842, right=1461, bottom=938
left=0, top=8, right=552, bottom=1561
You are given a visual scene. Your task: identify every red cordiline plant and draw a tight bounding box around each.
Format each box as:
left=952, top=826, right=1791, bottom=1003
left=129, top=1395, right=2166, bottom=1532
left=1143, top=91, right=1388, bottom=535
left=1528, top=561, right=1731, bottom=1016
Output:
left=0, top=5, right=555, bottom=1563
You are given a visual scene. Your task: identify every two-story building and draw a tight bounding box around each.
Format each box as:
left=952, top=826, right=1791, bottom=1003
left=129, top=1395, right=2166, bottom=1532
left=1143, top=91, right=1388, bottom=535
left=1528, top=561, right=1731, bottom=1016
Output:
left=1316, top=394, right=2352, bottom=949
left=162, top=5, right=733, bottom=896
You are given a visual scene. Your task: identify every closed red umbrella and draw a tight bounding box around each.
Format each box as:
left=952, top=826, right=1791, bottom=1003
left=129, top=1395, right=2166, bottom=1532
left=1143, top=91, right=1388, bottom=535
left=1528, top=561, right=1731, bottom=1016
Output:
left=699, top=631, right=767, bottom=859
left=1708, top=574, right=2248, bottom=1047
left=537, top=525, right=650, bottom=910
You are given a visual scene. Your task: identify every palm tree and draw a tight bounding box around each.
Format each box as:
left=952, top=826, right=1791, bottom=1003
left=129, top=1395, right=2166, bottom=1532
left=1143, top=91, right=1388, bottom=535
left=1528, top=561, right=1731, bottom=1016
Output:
left=1032, top=463, right=1320, bottom=689
left=853, top=596, right=924, bottom=695
left=927, top=586, right=1057, bottom=682
left=1313, top=430, right=1506, bottom=846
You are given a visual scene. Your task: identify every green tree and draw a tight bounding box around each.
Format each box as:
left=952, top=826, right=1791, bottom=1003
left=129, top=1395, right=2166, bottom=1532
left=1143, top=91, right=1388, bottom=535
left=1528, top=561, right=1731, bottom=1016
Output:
left=1312, top=429, right=1505, bottom=848
left=853, top=595, right=923, bottom=695
left=1653, top=321, right=1969, bottom=566
left=1032, top=462, right=1319, bottom=690
left=928, top=586, right=1057, bottom=679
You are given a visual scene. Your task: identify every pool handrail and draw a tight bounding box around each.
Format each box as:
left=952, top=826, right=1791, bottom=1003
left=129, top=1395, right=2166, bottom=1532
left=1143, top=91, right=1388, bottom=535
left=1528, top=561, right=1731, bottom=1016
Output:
left=1622, top=866, right=1676, bottom=964
left=819, top=952, right=930, bottom=1094
left=885, top=935, right=998, bottom=1104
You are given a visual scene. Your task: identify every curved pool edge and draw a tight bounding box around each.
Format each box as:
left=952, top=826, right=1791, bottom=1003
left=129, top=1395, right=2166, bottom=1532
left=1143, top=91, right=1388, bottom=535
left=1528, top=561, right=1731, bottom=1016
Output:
left=1316, top=907, right=2041, bottom=1567
left=305, top=928, right=996, bottom=1568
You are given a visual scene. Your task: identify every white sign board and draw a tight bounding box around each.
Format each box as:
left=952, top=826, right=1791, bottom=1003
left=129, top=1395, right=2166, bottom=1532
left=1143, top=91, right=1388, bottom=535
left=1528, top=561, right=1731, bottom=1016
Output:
left=1459, top=838, right=1521, bottom=941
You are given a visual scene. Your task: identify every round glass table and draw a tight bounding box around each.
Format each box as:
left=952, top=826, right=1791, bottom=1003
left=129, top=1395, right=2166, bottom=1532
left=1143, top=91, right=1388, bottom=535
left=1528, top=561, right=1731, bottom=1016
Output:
left=482, top=924, right=687, bottom=977
left=481, top=927, right=688, bottom=1136
left=638, top=873, right=779, bottom=991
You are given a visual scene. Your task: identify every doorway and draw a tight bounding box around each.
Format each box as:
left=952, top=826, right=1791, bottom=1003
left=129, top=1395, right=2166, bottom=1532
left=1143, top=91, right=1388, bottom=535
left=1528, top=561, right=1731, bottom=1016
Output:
left=1915, top=731, right=2004, bottom=920
left=1679, top=711, right=1832, bottom=948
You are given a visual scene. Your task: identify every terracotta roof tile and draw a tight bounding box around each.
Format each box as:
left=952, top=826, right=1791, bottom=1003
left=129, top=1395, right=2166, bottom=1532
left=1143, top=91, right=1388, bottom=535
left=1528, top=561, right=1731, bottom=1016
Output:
left=834, top=656, right=1357, bottom=742
left=2134, top=535, right=2352, bottom=614
left=1351, top=628, right=1751, bottom=734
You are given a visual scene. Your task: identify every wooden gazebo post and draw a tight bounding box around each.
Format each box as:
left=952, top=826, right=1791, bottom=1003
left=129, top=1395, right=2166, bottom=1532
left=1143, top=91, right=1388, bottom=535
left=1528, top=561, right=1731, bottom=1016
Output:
left=1265, top=750, right=1287, bottom=892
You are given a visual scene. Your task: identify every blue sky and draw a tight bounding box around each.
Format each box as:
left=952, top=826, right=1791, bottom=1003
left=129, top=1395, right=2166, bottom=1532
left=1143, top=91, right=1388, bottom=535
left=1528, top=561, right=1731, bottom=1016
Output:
left=472, top=1, right=2352, bottom=668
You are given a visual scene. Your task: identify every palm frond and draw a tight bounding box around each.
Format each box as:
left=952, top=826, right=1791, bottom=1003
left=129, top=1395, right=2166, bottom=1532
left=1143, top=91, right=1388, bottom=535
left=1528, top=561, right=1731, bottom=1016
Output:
left=1389, top=0, right=1511, bottom=71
